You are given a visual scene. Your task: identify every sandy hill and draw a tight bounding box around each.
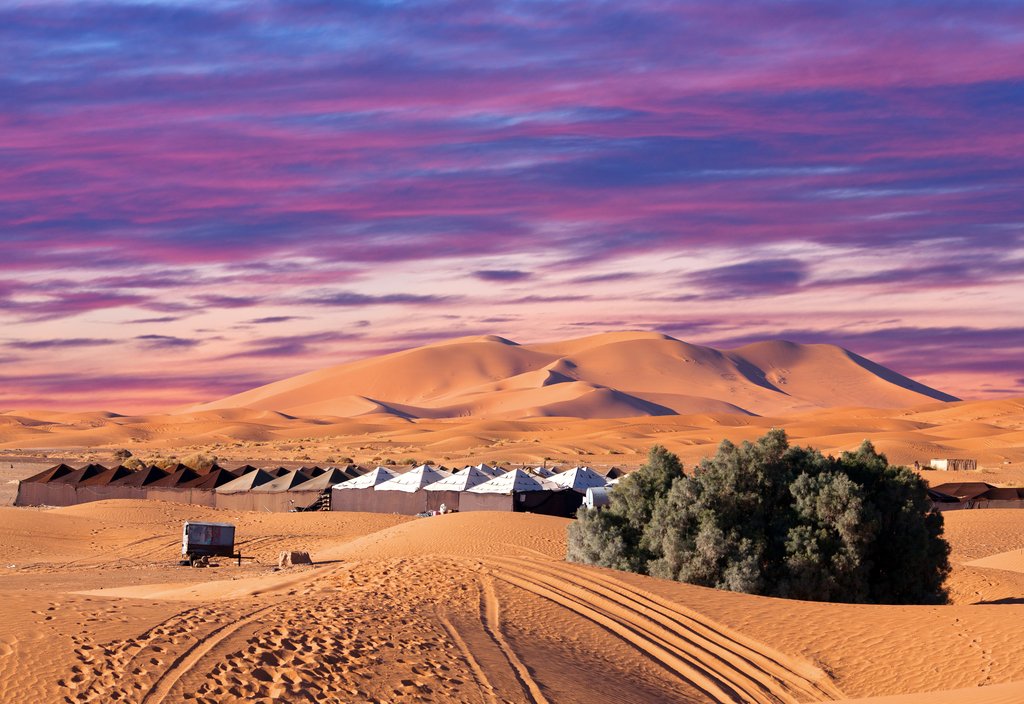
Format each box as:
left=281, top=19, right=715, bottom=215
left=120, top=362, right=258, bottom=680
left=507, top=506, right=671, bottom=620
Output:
left=2, top=501, right=1024, bottom=703
left=190, top=332, right=958, bottom=419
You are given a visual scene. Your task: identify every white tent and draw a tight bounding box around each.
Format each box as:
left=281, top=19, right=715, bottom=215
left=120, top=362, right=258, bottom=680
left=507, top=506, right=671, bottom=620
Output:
left=374, top=464, right=450, bottom=492
left=332, top=466, right=396, bottom=490
left=529, top=466, right=555, bottom=478
left=549, top=466, right=608, bottom=493
left=474, top=463, right=504, bottom=478
left=467, top=468, right=561, bottom=495
left=425, top=466, right=492, bottom=492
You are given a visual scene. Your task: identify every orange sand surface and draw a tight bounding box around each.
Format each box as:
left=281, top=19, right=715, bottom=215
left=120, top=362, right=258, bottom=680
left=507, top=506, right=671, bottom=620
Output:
left=2, top=398, right=1023, bottom=485
left=0, top=500, right=1022, bottom=703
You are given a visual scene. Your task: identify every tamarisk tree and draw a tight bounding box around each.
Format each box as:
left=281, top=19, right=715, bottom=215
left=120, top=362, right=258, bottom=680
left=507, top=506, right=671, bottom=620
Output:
left=567, top=430, right=950, bottom=604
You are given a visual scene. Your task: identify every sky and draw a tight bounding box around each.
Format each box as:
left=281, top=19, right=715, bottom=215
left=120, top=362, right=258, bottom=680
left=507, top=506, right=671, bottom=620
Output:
left=2, top=0, right=1023, bottom=412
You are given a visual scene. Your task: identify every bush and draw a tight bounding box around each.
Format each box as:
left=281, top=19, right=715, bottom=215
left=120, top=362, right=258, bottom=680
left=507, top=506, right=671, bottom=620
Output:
left=567, top=431, right=950, bottom=604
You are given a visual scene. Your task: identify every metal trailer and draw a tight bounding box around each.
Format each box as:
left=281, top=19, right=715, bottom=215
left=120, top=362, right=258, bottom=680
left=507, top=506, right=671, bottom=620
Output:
left=180, top=521, right=242, bottom=567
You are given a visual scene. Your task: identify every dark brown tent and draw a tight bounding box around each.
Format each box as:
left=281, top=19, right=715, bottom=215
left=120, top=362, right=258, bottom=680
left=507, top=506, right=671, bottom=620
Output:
left=111, top=465, right=170, bottom=487
left=21, top=463, right=76, bottom=484
left=79, top=465, right=134, bottom=487
left=929, top=482, right=996, bottom=502
left=183, top=467, right=239, bottom=490
left=342, top=464, right=366, bottom=479
left=602, top=467, right=625, bottom=480
left=148, top=466, right=200, bottom=488
left=51, top=463, right=108, bottom=485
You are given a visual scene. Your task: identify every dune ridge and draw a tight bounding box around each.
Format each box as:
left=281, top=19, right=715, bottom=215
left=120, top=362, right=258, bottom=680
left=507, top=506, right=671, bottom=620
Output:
left=189, top=332, right=959, bottom=419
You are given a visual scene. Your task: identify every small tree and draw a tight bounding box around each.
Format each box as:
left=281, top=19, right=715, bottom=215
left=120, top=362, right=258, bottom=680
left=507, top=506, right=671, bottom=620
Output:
left=567, top=431, right=950, bottom=605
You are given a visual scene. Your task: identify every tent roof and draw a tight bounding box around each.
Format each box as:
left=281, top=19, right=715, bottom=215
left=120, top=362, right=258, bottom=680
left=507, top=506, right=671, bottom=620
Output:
left=549, top=466, right=608, bottom=493
left=250, top=469, right=314, bottom=493
left=216, top=468, right=276, bottom=493
left=982, top=487, right=1024, bottom=501
left=529, top=466, right=555, bottom=477
left=425, top=466, right=492, bottom=492
left=333, top=467, right=397, bottom=490
left=291, top=468, right=350, bottom=492
left=51, top=464, right=108, bottom=485
left=79, top=465, right=134, bottom=487
left=111, top=465, right=170, bottom=487
left=148, top=466, right=200, bottom=487
left=929, top=482, right=997, bottom=501
left=473, top=463, right=504, bottom=478
left=467, top=469, right=561, bottom=494
left=182, top=467, right=239, bottom=489
left=375, top=465, right=450, bottom=492
left=22, top=463, right=76, bottom=484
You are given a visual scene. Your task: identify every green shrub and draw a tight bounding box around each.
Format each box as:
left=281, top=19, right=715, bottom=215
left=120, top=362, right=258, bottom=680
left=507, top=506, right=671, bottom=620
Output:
left=567, top=431, right=950, bottom=604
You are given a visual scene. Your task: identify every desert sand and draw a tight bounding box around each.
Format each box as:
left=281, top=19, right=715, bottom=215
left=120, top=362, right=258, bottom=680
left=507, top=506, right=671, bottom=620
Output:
left=0, top=500, right=1021, bottom=703
left=3, top=332, right=1024, bottom=702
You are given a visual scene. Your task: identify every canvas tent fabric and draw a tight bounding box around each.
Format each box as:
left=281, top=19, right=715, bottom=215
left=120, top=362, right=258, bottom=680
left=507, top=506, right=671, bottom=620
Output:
left=374, top=465, right=450, bottom=492
left=250, top=469, right=313, bottom=493
left=183, top=467, right=240, bottom=490
left=21, top=463, right=76, bottom=484
left=467, top=469, right=561, bottom=494
left=529, top=466, right=555, bottom=478
left=929, top=482, right=996, bottom=502
left=290, top=468, right=350, bottom=493
left=51, top=464, right=107, bottom=485
left=474, top=463, right=504, bottom=478
left=111, top=465, right=170, bottom=487
left=424, top=466, right=492, bottom=492
left=80, top=465, right=134, bottom=486
left=215, top=469, right=276, bottom=494
left=148, top=466, right=200, bottom=487
left=333, top=467, right=397, bottom=490
left=549, top=466, right=608, bottom=493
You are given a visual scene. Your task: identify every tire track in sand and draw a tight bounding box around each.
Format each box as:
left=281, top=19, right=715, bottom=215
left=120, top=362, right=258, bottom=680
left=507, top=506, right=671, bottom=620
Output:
left=139, top=600, right=286, bottom=704
left=486, top=556, right=843, bottom=704
left=502, top=557, right=842, bottom=701
left=435, top=606, right=500, bottom=704
left=479, top=574, right=550, bottom=704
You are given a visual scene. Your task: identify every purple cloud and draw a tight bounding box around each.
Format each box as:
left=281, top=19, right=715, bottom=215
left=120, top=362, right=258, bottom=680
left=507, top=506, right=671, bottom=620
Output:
left=473, top=269, right=532, bottom=282
left=135, top=334, right=201, bottom=350
left=689, top=258, right=809, bottom=298
left=7, top=337, right=116, bottom=350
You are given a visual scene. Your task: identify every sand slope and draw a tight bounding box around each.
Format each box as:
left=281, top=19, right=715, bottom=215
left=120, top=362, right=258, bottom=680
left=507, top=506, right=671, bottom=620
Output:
left=1, top=500, right=1023, bottom=703
left=188, top=332, right=958, bottom=419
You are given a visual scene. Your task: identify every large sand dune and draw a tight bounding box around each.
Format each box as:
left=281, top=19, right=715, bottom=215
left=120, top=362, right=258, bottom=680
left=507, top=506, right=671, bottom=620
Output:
left=188, top=332, right=958, bottom=419
left=1, top=500, right=1023, bottom=703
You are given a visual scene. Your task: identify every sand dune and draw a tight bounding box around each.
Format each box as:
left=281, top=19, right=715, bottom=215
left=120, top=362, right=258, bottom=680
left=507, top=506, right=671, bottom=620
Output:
left=3, top=399, right=1022, bottom=488
left=188, top=332, right=958, bottom=419
left=0, top=501, right=1023, bottom=703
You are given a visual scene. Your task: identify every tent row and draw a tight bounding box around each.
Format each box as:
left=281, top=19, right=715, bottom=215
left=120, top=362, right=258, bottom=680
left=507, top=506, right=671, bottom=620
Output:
left=330, top=464, right=613, bottom=517
left=16, top=461, right=619, bottom=516
left=14, top=463, right=363, bottom=512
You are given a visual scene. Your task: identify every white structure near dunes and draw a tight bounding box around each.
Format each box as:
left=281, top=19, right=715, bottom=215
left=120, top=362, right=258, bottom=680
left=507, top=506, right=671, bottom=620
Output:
left=425, top=466, right=492, bottom=492
left=374, top=465, right=450, bottom=492
left=549, top=466, right=608, bottom=493
left=467, top=469, right=561, bottom=494
left=334, top=467, right=396, bottom=490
